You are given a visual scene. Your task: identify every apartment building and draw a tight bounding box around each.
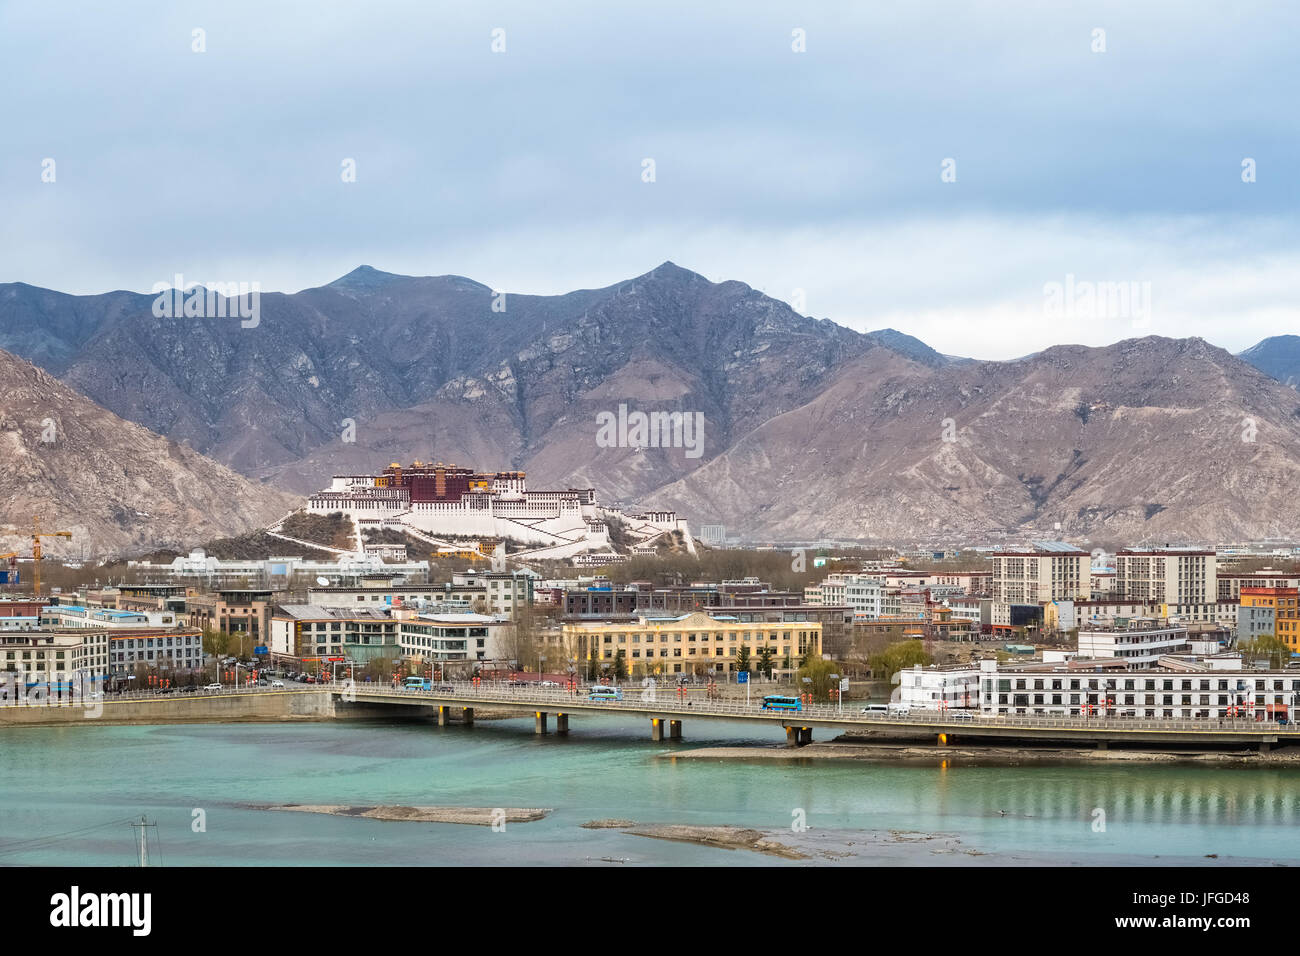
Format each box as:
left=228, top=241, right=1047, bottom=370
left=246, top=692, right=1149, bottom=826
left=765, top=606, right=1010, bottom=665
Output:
left=1114, top=549, right=1217, bottom=605
left=0, top=628, right=109, bottom=691
left=991, top=542, right=1092, bottom=605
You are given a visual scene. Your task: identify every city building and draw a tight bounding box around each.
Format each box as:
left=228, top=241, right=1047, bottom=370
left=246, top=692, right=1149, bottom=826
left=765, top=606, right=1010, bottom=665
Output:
left=186, top=590, right=274, bottom=653
left=554, top=611, right=822, bottom=678
left=129, top=548, right=430, bottom=588
left=895, top=657, right=1300, bottom=720
left=1238, top=587, right=1300, bottom=651
left=1, top=628, right=109, bottom=692
left=1076, top=618, right=1190, bottom=668
left=991, top=542, right=1092, bottom=605
left=1114, top=549, right=1217, bottom=605
left=107, top=627, right=207, bottom=679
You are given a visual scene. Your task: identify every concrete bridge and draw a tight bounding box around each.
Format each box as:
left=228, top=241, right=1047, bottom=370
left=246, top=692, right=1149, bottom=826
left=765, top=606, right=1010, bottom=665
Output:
left=335, top=681, right=1299, bottom=750
left=5, top=681, right=1295, bottom=750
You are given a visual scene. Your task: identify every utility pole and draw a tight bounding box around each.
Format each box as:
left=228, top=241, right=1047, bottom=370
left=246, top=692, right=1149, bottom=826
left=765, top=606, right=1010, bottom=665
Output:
left=130, top=815, right=156, bottom=867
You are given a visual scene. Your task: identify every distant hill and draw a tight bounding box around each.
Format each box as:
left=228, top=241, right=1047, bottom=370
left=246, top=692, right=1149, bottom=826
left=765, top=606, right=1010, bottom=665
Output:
left=0, top=348, right=298, bottom=557
left=1238, top=335, right=1300, bottom=388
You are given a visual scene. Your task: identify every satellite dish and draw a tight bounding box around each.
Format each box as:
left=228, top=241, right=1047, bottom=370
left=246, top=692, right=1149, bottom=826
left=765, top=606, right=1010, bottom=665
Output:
left=316, top=576, right=330, bottom=586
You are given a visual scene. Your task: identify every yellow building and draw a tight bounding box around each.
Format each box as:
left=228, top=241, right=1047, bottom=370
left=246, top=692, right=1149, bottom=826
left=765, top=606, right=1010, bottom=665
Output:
left=1240, top=587, right=1300, bottom=650
left=556, top=611, right=822, bottom=677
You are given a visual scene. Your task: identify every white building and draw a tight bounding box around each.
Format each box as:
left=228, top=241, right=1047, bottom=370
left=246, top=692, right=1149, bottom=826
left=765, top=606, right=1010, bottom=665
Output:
left=900, top=657, right=1299, bottom=720
left=1076, top=618, right=1190, bottom=668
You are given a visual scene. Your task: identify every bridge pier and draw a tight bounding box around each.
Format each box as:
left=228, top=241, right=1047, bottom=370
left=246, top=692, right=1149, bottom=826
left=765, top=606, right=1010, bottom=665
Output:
left=785, top=726, right=798, bottom=746
left=461, top=707, right=474, bottom=727
left=798, top=728, right=813, bottom=746
left=535, top=711, right=548, bottom=735
left=1096, top=740, right=1108, bottom=750
left=650, top=718, right=664, bottom=742
left=556, top=713, right=569, bottom=735
left=669, top=720, right=682, bottom=740
left=438, top=705, right=449, bottom=727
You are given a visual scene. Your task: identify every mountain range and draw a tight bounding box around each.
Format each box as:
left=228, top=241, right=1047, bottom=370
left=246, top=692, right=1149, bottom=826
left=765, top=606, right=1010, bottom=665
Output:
left=1, top=263, right=1298, bottom=553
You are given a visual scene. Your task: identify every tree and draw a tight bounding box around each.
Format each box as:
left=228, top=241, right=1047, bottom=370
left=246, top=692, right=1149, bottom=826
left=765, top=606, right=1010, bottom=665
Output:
left=613, top=648, right=628, bottom=680
left=781, top=650, right=792, bottom=672
left=797, top=657, right=840, bottom=701
left=756, top=646, right=776, bottom=679
left=869, top=639, right=933, bottom=682
left=1241, top=635, right=1292, bottom=669
left=734, top=645, right=752, bottom=675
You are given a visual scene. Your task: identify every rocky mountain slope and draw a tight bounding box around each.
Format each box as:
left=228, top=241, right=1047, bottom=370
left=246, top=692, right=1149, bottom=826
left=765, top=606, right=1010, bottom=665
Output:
left=0, top=349, right=299, bottom=557
left=652, top=336, right=1300, bottom=542
left=3, top=265, right=1300, bottom=543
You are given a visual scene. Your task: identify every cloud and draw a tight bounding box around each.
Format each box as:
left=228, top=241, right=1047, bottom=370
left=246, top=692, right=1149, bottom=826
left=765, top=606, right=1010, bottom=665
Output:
left=1, top=0, right=1296, bottom=358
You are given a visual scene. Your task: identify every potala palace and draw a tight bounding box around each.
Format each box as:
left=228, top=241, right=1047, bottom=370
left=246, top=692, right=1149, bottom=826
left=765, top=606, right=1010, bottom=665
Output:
left=305, top=460, right=694, bottom=561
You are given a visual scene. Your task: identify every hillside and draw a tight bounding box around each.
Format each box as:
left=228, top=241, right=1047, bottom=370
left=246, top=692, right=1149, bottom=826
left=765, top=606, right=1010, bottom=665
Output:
left=0, top=349, right=299, bottom=557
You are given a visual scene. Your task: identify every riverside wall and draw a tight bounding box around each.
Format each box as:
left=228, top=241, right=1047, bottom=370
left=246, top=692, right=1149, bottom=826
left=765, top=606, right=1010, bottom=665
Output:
left=0, top=690, right=428, bottom=727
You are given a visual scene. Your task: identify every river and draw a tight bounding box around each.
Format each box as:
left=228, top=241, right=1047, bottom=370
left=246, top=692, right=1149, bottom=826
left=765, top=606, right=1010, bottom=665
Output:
left=2, top=716, right=1297, bottom=865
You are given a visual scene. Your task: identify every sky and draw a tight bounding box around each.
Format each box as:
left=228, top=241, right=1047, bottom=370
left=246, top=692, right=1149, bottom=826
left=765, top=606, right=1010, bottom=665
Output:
left=1, top=0, right=1297, bottom=359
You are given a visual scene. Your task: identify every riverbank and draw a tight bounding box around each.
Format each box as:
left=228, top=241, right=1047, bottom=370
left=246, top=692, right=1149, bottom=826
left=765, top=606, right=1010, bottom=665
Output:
left=664, top=738, right=1300, bottom=766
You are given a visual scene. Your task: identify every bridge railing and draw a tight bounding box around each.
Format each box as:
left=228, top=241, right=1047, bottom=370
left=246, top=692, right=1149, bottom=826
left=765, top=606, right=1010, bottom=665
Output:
left=10, top=679, right=1295, bottom=735
left=344, top=681, right=1300, bottom=734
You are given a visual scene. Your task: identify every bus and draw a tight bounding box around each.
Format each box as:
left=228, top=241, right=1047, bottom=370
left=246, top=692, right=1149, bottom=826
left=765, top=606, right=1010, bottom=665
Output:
left=761, top=695, right=802, bottom=712
left=588, top=685, right=623, bottom=702
left=404, top=677, right=432, bottom=691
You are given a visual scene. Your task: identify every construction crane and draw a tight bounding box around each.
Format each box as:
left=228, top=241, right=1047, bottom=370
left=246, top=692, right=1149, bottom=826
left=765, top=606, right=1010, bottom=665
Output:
left=0, top=516, right=72, bottom=597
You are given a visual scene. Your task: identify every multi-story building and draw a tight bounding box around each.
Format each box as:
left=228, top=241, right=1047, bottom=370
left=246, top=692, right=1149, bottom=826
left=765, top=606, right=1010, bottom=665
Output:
left=1217, top=569, right=1300, bottom=602
left=1238, top=587, right=1300, bottom=651
left=0, top=628, right=110, bottom=692
left=806, top=573, right=886, bottom=620
left=1076, top=618, right=1190, bottom=668
left=270, top=606, right=400, bottom=665
left=186, top=589, right=274, bottom=653
left=991, top=542, right=1091, bottom=606
left=972, top=658, right=1298, bottom=720
left=107, top=627, right=207, bottom=678
left=270, top=605, right=512, bottom=670
left=555, top=611, right=822, bottom=678
left=1114, top=549, right=1217, bottom=605
left=130, top=548, right=429, bottom=588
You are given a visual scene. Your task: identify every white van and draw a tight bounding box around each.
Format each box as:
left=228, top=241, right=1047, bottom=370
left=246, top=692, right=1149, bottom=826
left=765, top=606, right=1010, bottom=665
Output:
left=887, top=703, right=912, bottom=716
left=860, top=704, right=889, bottom=715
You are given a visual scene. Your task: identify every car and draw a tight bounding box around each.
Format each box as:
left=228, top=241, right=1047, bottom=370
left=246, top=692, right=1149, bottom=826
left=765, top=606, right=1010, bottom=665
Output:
left=270, top=680, right=285, bottom=688
left=539, top=680, right=559, bottom=688
left=180, top=685, right=199, bottom=693
left=203, top=683, right=222, bottom=691
left=860, top=704, right=889, bottom=714
left=507, top=680, right=529, bottom=687
left=436, top=684, right=455, bottom=692
left=155, top=686, right=174, bottom=695
left=950, top=711, right=976, bottom=721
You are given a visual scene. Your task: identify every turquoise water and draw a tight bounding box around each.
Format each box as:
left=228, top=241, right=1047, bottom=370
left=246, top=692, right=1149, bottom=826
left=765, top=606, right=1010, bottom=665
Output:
left=2, top=716, right=1298, bottom=866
